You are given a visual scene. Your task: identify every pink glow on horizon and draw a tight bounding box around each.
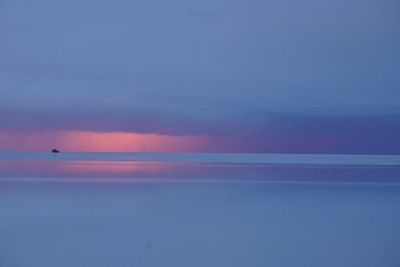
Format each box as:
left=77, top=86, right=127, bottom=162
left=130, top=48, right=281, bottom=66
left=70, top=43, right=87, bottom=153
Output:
left=0, top=129, right=336, bottom=153
left=0, top=130, right=210, bottom=152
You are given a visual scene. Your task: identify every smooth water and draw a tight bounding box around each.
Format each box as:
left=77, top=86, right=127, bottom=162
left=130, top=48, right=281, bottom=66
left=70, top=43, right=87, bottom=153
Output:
left=1, top=152, right=400, bottom=183
left=0, top=152, right=399, bottom=267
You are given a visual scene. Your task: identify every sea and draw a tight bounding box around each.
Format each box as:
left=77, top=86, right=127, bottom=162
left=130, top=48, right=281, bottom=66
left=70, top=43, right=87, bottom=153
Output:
left=0, top=152, right=399, bottom=267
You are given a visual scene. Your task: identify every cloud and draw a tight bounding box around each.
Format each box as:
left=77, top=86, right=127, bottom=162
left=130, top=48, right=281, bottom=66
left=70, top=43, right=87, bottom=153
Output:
left=0, top=0, right=400, bottom=153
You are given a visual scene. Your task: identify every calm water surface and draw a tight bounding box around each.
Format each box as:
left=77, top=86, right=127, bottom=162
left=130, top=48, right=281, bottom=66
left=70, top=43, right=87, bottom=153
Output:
left=0, top=152, right=399, bottom=267
left=1, top=152, right=400, bottom=183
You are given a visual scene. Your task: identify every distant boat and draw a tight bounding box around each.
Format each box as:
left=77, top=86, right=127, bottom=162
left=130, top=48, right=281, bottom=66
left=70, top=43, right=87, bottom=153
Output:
left=51, top=149, right=60, bottom=153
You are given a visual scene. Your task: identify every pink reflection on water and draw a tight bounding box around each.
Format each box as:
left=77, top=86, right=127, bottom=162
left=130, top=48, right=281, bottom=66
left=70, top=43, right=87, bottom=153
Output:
left=1, top=157, right=399, bottom=183
left=0, top=158, right=267, bottom=180
left=0, top=159, right=176, bottom=178
left=63, top=160, right=165, bottom=175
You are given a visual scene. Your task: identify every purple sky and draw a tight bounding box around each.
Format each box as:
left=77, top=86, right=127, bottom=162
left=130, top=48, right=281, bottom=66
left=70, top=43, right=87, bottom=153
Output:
left=0, top=0, right=400, bottom=153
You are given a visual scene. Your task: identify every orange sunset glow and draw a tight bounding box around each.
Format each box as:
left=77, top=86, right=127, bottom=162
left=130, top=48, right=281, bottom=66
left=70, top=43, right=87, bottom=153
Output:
left=0, top=130, right=210, bottom=152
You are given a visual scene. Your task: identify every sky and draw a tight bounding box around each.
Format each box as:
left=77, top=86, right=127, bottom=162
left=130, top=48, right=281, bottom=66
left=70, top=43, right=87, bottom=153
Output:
left=0, top=0, right=399, bottom=153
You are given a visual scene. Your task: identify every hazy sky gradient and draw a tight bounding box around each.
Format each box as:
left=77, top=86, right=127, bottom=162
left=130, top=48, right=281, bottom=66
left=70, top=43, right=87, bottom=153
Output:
left=0, top=0, right=399, bottom=153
